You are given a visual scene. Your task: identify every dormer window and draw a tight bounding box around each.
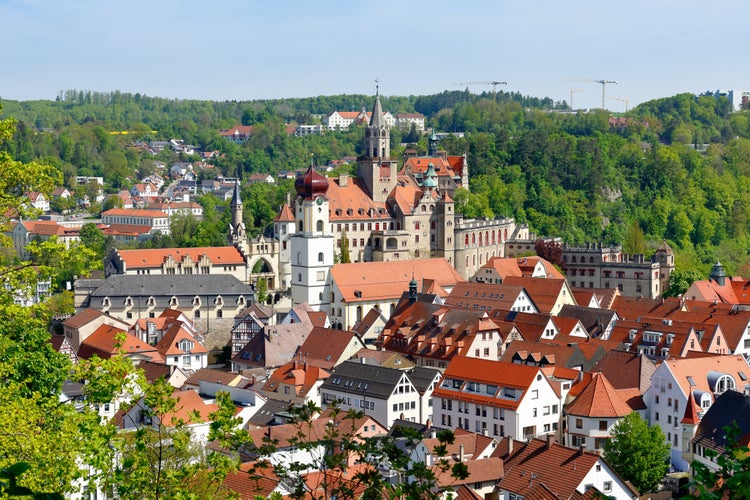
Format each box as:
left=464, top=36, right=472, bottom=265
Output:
left=193, top=296, right=201, bottom=307
left=102, top=297, right=111, bottom=309
left=178, top=339, right=194, bottom=353
left=215, top=296, right=223, bottom=306
left=147, top=296, right=156, bottom=307
left=170, top=296, right=179, bottom=307
left=125, top=297, right=133, bottom=307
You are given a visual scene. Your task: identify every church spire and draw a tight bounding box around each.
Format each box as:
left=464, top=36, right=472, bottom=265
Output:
left=229, top=180, right=245, bottom=243
left=365, top=81, right=390, bottom=159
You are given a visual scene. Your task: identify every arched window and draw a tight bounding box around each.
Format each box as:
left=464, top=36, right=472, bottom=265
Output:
left=472, top=234, right=476, bottom=244
left=479, top=233, right=483, bottom=246
left=465, top=235, right=469, bottom=245
left=356, top=306, right=363, bottom=322
left=316, top=220, right=323, bottom=232
left=298, top=221, right=303, bottom=232
left=318, top=252, right=324, bottom=263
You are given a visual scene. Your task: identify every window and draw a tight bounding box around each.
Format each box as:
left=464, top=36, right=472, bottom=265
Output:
left=531, top=390, right=538, bottom=399
left=575, top=418, right=583, bottom=429
left=599, top=420, right=607, bottom=431
left=318, top=252, right=324, bottom=262
left=603, top=481, right=612, bottom=493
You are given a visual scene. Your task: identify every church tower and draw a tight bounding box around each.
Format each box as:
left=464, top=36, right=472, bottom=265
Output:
left=290, top=166, right=334, bottom=310
left=358, top=87, right=398, bottom=202
left=228, top=180, right=245, bottom=245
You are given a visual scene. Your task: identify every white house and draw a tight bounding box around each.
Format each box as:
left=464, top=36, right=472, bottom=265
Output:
left=643, top=354, right=750, bottom=471
left=319, top=361, right=441, bottom=427
left=432, top=357, right=562, bottom=441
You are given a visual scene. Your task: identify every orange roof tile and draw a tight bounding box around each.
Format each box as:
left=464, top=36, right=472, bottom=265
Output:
left=78, top=324, right=159, bottom=360
left=565, top=372, right=634, bottom=417
left=116, top=246, right=245, bottom=269
left=273, top=203, right=294, bottom=222
left=102, top=208, right=170, bottom=218
left=331, top=258, right=463, bottom=303
left=161, top=389, right=218, bottom=426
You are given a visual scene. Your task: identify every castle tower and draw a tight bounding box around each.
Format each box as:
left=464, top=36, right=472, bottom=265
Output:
left=653, top=240, right=675, bottom=295
left=428, top=131, right=439, bottom=156
left=290, top=166, right=334, bottom=310
left=358, top=88, right=398, bottom=202
left=436, top=190, right=456, bottom=265
left=274, top=193, right=296, bottom=291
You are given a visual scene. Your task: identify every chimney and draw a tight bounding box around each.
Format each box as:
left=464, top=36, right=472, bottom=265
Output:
left=579, top=442, right=587, bottom=456
left=546, top=433, right=554, bottom=449
left=507, top=435, right=514, bottom=455
left=339, top=174, right=349, bottom=187
left=459, top=444, right=465, bottom=462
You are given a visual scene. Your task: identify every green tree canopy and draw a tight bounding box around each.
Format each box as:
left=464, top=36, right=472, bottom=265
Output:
left=603, top=412, right=671, bottom=493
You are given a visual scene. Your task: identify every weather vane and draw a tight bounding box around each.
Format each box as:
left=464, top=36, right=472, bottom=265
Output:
left=375, top=78, right=379, bottom=95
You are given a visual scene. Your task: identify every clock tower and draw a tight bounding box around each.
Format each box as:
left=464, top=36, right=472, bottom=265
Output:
left=290, top=166, right=334, bottom=310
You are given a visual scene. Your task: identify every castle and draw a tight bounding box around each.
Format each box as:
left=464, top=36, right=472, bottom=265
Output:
left=230, top=91, right=529, bottom=313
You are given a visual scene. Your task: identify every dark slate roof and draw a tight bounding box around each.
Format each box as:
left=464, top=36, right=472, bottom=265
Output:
left=389, top=418, right=449, bottom=438
left=247, top=398, right=294, bottom=427
left=406, top=366, right=441, bottom=395
left=693, top=390, right=750, bottom=452
left=90, top=274, right=255, bottom=299
left=320, top=360, right=405, bottom=399
left=558, top=305, right=617, bottom=336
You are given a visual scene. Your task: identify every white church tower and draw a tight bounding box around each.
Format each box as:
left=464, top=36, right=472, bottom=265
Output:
left=290, top=166, right=334, bottom=310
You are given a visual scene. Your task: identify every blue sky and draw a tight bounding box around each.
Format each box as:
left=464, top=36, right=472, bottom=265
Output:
left=1, top=0, right=746, bottom=111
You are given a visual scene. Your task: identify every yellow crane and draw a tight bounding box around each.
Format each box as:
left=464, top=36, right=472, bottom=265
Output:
left=453, top=80, right=508, bottom=99
left=566, top=79, right=617, bottom=109
left=606, top=96, right=630, bottom=112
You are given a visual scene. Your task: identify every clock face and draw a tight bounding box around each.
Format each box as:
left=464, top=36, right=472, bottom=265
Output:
left=315, top=197, right=323, bottom=205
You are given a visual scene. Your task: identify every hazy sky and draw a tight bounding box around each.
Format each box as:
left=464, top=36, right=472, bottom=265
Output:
left=1, top=0, right=746, bottom=111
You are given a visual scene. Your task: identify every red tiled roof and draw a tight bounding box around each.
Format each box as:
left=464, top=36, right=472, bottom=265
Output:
left=102, top=208, right=169, bottom=218
left=116, top=246, right=245, bottom=269
left=331, top=258, right=463, bottom=303
left=503, top=276, right=566, bottom=314
left=155, top=324, right=207, bottom=356
left=497, top=438, right=621, bottom=499
left=296, top=327, right=361, bottom=370
left=78, top=324, right=159, bottom=360
left=566, top=372, right=634, bottom=417
left=63, top=308, right=105, bottom=328
left=161, top=389, right=218, bottom=426
left=273, top=203, right=294, bottom=222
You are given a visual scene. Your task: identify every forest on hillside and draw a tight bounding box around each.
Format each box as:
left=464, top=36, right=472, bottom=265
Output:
left=3, top=88, right=750, bottom=279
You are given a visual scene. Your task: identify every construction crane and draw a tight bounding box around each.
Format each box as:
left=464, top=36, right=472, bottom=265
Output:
left=453, top=81, right=508, bottom=99
left=566, top=79, right=617, bottom=109
left=606, top=96, right=630, bottom=113
left=569, top=88, right=583, bottom=111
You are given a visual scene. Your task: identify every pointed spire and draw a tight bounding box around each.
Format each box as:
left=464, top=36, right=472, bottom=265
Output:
left=370, top=85, right=385, bottom=129
left=231, top=179, right=242, bottom=206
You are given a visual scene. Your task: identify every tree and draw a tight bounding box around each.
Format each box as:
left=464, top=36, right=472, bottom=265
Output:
left=603, top=412, right=670, bottom=493
left=339, top=231, right=351, bottom=264
left=247, top=401, right=468, bottom=500
left=687, top=422, right=750, bottom=499
left=664, top=268, right=705, bottom=298
left=534, top=238, right=563, bottom=267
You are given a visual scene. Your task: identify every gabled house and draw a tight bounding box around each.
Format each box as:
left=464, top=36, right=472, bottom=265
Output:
left=62, top=307, right=132, bottom=352
left=493, top=435, right=639, bottom=499
left=643, top=354, right=750, bottom=470
left=500, top=339, right=606, bottom=372
left=77, top=324, right=161, bottom=363
left=565, top=372, right=644, bottom=453
left=432, top=358, right=563, bottom=441
left=557, top=304, right=619, bottom=339
left=608, top=318, right=705, bottom=359
left=230, top=303, right=273, bottom=354
left=445, top=281, right=538, bottom=314
left=473, top=256, right=565, bottom=284
left=26, top=191, right=50, bottom=212
left=502, top=276, right=575, bottom=315
left=154, top=322, right=208, bottom=372
left=685, top=389, right=750, bottom=473
left=295, top=327, right=366, bottom=370
left=319, top=360, right=440, bottom=427
left=118, top=389, right=219, bottom=445
left=378, top=301, right=504, bottom=369
left=232, top=321, right=312, bottom=372
left=261, top=360, right=330, bottom=406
